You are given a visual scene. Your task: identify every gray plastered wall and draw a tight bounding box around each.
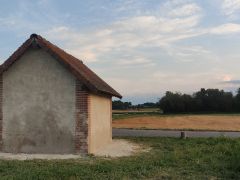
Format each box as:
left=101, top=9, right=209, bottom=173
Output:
left=2, top=47, right=76, bottom=154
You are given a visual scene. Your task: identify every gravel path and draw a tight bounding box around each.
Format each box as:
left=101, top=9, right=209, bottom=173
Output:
left=113, top=128, right=240, bottom=138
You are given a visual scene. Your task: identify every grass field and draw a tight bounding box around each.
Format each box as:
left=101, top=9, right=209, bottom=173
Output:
left=0, top=137, right=240, bottom=179
left=113, top=114, right=240, bottom=131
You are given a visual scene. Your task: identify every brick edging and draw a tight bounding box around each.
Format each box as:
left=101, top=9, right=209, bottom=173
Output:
left=75, top=80, right=89, bottom=154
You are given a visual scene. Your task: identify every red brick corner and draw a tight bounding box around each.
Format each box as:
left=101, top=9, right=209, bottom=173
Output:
left=75, top=80, right=89, bottom=154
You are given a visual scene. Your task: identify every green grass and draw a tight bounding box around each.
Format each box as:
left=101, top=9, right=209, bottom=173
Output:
left=0, top=137, right=240, bottom=179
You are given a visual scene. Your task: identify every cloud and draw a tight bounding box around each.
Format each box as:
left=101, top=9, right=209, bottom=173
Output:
left=168, top=3, right=201, bottom=17
left=209, top=23, right=240, bottom=34
left=221, top=80, right=240, bottom=84
left=0, top=17, right=17, bottom=27
left=164, top=45, right=213, bottom=62
left=43, top=1, right=240, bottom=67
left=117, top=57, right=153, bottom=66
left=105, top=69, right=233, bottom=97
left=0, top=0, right=71, bottom=36
left=3, top=0, right=240, bottom=102
left=221, top=0, right=240, bottom=19
left=4, top=0, right=236, bottom=99
left=41, top=1, right=240, bottom=98
left=44, top=2, right=203, bottom=64
left=218, top=75, right=240, bottom=87
left=223, top=74, right=233, bottom=81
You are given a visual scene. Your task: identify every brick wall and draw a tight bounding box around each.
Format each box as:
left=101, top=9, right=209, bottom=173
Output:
left=0, top=74, right=2, bottom=151
left=75, top=80, right=89, bottom=154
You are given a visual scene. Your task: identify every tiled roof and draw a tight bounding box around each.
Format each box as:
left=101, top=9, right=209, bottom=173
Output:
left=1, top=34, right=122, bottom=98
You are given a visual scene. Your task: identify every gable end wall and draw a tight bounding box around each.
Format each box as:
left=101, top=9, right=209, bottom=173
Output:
left=2, top=48, right=76, bottom=154
left=0, top=47, right=112, bottom=155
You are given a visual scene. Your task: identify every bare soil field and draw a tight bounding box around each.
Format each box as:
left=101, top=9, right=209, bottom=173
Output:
left=112, top=115, right=240, bottom=131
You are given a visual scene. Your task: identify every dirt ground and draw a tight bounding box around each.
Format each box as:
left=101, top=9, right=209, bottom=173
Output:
left=95, top=139, right=144, bottom=157
left=112, top=115, right=240, bottom=131
left=0, top=140, right=143, bottom=160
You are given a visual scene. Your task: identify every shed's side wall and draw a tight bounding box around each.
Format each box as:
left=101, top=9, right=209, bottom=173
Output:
left=88, top=94, right=112, bottom=154
left=2, top=48, right=76, bottom=153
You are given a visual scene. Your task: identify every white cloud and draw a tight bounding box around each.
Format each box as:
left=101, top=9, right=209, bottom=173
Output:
left=222, top=74, right=233, bottom=81
left=165, top=45, right=213, bottom=62
left=38, top=1, right=240, bottom=97
left=168, top=3, right=201, bottom=17
left=107, top=69, right=233, bottom=96
left=221, top=0, right=240, bottom=19
left=209, top=23, right=240, bottom=34
left=0, top=17, right=16, bottom=26
left=117, top=57, right=153, bottom=66
left=45, top=6, right=203, bottom=63
left=2, top=0, right=240, bottom=100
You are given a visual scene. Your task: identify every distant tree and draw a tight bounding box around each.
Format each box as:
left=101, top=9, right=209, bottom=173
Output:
left=234, top=88, right=240, bottom=111
left=113, top=87, right=240, bottom=113
left=112, top=100, right=132, bottom=110
left=133, top=102, right=158, bottom=109
left=193, top=88, right=206, bottom=111
left=159, top=88, right=236, bottom=114
left=182, top=94, right=195, bottom=112
left=159, top=91, right=185, bottom=113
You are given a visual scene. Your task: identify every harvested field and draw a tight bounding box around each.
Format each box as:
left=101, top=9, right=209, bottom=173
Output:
left=112, top=115, right=240, bottom=131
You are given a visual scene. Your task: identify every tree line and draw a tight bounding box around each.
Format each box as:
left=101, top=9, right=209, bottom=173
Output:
left=159, top=88, right=240, bottom=113
left=112, top=101, right=158, bottom=110
left=112, top=88, right=240, bottom=114
left=112, top=101, right=132, bottom=110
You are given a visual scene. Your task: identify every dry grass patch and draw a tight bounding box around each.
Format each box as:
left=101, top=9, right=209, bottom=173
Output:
left=113, top=114, right=240, bottom=131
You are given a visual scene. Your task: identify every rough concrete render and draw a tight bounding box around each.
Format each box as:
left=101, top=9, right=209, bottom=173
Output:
left=0, top=34, right=121, bottom=154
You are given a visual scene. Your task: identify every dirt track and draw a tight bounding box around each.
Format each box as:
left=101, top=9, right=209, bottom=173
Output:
left=112, top=115, right=240, bottom=131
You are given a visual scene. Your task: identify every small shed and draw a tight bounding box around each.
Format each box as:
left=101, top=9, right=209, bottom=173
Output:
left=0, top=34, right=122, bottom=154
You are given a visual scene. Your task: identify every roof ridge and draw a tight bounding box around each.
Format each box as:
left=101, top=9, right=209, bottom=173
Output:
left=34, top=34, right=121, bottom=98
left=34, top=34, right=84, bottom=64
left=1, top=34, right=122, bottom=98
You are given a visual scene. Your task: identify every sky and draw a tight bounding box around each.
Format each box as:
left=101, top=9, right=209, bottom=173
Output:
left=1, top=0, right=240, bottom=104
